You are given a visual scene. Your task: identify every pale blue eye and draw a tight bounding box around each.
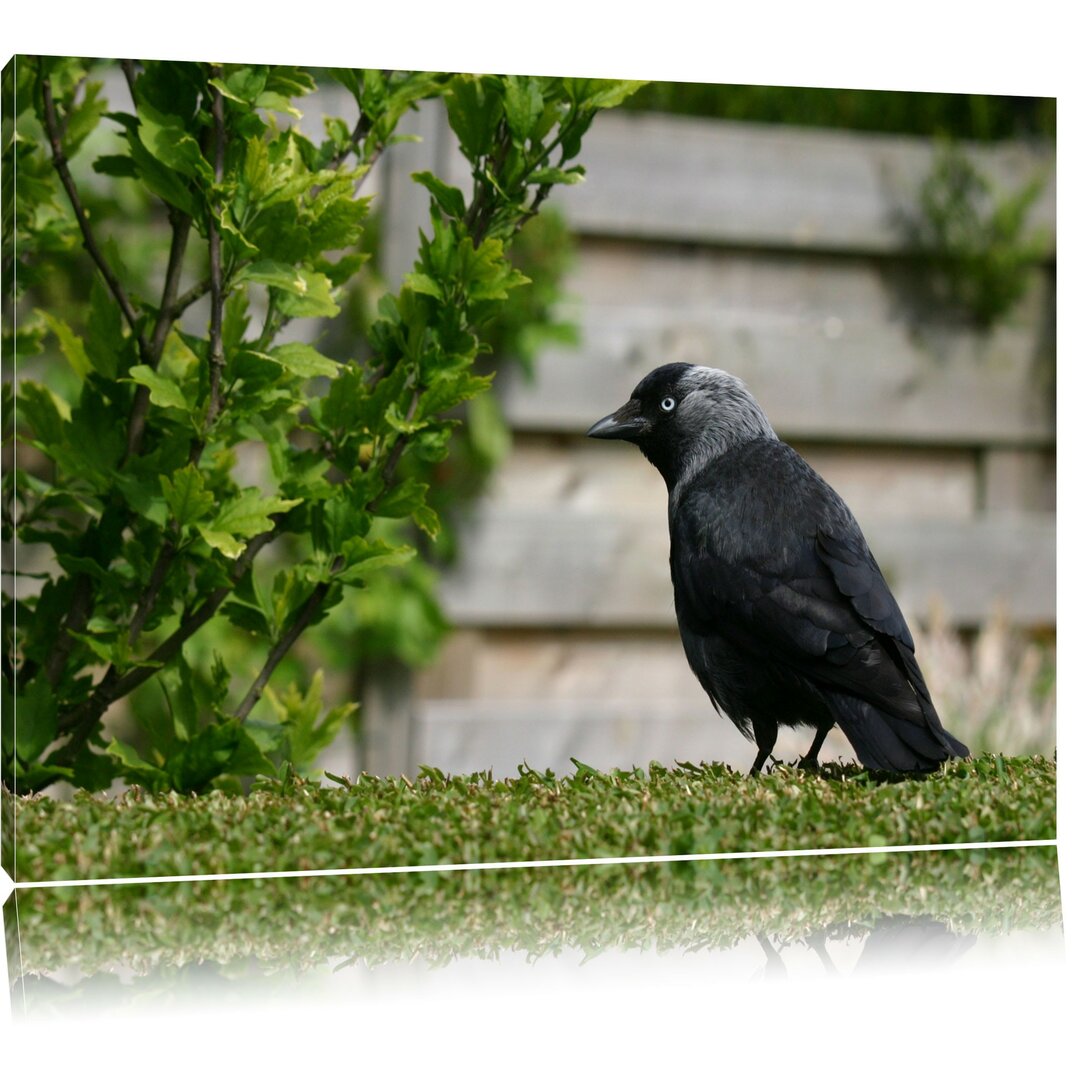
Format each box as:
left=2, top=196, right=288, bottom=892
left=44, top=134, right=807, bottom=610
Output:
left=660, top=396, right=677, bottom=413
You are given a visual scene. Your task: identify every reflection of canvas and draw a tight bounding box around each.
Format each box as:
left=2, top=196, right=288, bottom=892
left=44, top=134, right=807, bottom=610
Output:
left=6, top=846, right=1063, bottom=1013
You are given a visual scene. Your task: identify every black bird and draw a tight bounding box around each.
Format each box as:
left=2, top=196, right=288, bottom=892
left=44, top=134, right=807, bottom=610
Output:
left=587, top=362, right=969, bottom=774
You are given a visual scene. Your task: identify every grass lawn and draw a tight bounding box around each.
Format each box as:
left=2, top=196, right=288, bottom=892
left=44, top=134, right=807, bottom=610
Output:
left=5, top=753, right=1055, bottom=882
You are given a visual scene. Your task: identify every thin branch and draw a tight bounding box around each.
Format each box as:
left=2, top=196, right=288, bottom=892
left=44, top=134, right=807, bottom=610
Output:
left=234, top=577, right=333, bottom=723
left=126, top=532, right=177, bottom=646
left=124, top=210, right=193, bottom=461
left=149, top=212, right=194, bottom=360
left=172, top=274, right=213, bottom=315
left=39, top=68, right=150, bottom=363
left=120, top=59, right=138, bottom=102
left=328, top=113, right=372, bottom=172
left=204, top=71, right=227, bottom=430
left=254, top=293, right=279, bottom=353
left=379, top=390, right=421, bottom=486
left=42, top=574, right=92, bottom=686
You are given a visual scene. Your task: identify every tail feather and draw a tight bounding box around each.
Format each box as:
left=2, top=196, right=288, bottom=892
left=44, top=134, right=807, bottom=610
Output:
left=830, top=693, right=967, bottom=772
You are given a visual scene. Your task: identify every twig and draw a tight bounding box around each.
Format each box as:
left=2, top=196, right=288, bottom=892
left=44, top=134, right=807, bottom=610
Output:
left=234, top=573, right=335, bottom=723
left=204, top=70, right=227, bottom=430
left=120, top=59, right=138, bottom=102
left=379, top=390, right=421, bottom=486
left=124, top=209, right=193, bottom=460
left=39, top=67, right=150, bottom=364
left=149, top=211, right=194, bottom=360
left=126, top=532, right=177, bottom=646
left=42, top=574, right=92, bottom=686
left=172, top=274, right=214, bottom=315
left=328, top=113, right=372, bottom=171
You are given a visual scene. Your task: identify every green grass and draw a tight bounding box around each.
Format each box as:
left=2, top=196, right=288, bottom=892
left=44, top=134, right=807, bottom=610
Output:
left=5, top=753, right=1055, bottom=882
left=6, top=846, right=1061, bottom=984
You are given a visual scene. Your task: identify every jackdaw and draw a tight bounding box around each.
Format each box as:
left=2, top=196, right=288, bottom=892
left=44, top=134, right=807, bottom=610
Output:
left=587, top=362, right=970, bottom=774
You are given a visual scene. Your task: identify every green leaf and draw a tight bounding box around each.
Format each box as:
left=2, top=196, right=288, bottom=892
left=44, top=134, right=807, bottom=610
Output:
left=254, top=90, right=302, bottom=118
left=336, top=537, right=416, bottom=585
left=67, top=629, right=121, bottom=666
left=127, top=365, right=190, bottom=412
left=315, top=488, right=373, bottom=554
left=504, top=76, right=545, bottom=143
left=65, top=744, right=115, bottom=791
left=37, top=310, right=91, bottom=378
left=114, top=470, right=169, bottom=526
left=136, top=100, right=213, bottom=183
left=235, top=259, right=306, bottom=292
left=384, top=402, right=428, bottom=435
left=215, top=66, right=268, bottom=105
left=412, top=503, right=441, bottom=540
left=92, top=154, right=139, bottom=178
left=63, top=80, right=108, bottom=157
left=274, top=270, right=340, bottom=318
left=531, top=165, right=586, bottom=186
left=403, top=271, right=443, bottom=299
left=568, top=78, right=649, bottom=112
left=411, top=171, right=467, bottom=220
left=222, top=594, right=271, bottom=638
left=236, top=262, right=340, bottom=318
left=14, top=675, right=59, bottom=761
left=418, top=370, right=494, bottom=419
left=166, top=721, right=243, bottom=793
left=161, top=464, right=214, bottom=526
left=445, top=75, right=502, bottom=161
left=16, top=382, right=70, bottom=449
left=374, top=477, right=428, bottom=518
left=85, top=278, right=124, bottom=378
left=227, top=724, right=280, bottom=778
left=106, top=738, right=170, bottom=787
left=264, top=670, right=356, bottom=774
left=123, top=124, right=198, bottom=216
left=198, top=488, right=302, bottom=559
left=267, top=342, right=340, bottom=378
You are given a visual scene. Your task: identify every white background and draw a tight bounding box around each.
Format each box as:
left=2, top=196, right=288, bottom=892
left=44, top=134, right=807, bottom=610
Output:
left=2, top=2, right=1074, bottom=1073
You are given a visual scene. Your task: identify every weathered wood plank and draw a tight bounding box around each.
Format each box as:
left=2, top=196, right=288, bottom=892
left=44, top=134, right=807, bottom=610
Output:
left=489, top=436, right=980, bottom=522
left=415, top=629, right=700, bottom=703
left=982, top=449, right=1057, bottom=515
left=446, top=111, right=1056, bottom=254
left=437, top=509, right=1055, bottom=627
left=415, top=698, right=859, bottom=777
left=497, top=244, right=1054, bottom=445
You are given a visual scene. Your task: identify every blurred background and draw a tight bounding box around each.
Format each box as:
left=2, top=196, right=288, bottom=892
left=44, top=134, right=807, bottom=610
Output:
left=10, top=70, right=1056, bottom=781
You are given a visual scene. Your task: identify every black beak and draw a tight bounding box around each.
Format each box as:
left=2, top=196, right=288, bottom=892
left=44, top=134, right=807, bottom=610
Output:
left=586, top=399, right=647, bottom=441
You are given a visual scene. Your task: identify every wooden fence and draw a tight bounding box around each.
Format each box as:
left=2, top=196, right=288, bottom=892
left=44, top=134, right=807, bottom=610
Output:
left=343, top=102, right=1055, bottom=780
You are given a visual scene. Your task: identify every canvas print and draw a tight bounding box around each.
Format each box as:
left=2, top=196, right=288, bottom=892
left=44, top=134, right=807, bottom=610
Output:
left=2, top=57, right=1056, bottom=887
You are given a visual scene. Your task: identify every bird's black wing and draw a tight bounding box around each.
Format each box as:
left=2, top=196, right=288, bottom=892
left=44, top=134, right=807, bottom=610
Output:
left=670, top=445, right=965, bottom=767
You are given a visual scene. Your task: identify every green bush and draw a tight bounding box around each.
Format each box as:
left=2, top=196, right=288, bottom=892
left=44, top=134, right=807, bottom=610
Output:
left=3, top=57, right=644, bottom=794
left=625, top=82, right=1055, bottom=140
left=911, top=143, right=1051, bottom=326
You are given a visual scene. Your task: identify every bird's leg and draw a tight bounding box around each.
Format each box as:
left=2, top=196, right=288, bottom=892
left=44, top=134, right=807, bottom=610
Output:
left=749, top=717, right=777, bottom=775
left=799, top=721, right=834, bottom=770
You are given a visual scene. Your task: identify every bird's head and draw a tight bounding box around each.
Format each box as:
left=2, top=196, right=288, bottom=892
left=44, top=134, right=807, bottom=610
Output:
left=586, top=363, right=777, bottom=490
